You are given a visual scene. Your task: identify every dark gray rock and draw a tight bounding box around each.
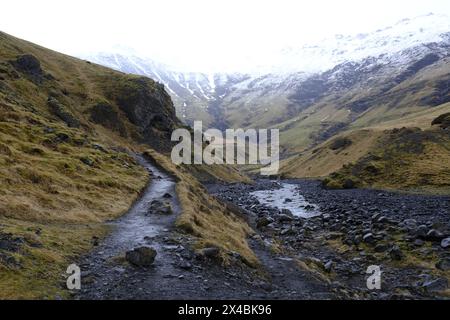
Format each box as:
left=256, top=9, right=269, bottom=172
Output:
left=256, top=216, right=273, bottom=229
left=150, top=200, right=173, bottom=215
left=363, top=233, right=375, bottom=244
left=414, top=225, right=428, bottom=238
left=47, top=97, right=80, bottom=128
left=125, top=247, right=157, bottom=267
left=277, top=214, right=294, bottom=223
left=425, top=229, right=446, bottom=241
left=422, top=278, right=448, bottom=293
left=389, top=246, right=404, bottom=261
left=436, top=258, right=450, bottom=271
left=441, top=237, right=450, bottom=249
left=374, top=244, right=390, bottom=253
left=201, top=247, right=220, bottom=259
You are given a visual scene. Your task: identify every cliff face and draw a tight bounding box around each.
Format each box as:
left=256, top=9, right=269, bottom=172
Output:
left=100, top=75, right=182, bottom=151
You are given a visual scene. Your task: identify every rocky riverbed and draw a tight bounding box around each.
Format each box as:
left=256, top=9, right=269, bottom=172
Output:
left=209, top=179, right=450, bottom=299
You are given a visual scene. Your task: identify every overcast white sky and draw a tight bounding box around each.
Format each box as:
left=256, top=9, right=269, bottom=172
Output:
left=1, top=0, right=450, bottom=72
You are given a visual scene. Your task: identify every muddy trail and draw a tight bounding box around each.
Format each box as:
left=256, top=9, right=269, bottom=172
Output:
left=76, top=156, right=337, bottom=300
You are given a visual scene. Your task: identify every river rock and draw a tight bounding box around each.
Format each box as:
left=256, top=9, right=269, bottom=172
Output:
left=277, top=214, right=293, bottom=223
left=436, top=258, right=450, bottom=271
left=389, top=246, right=404, bottom=261
left=150, top=200, right=173, bottom=215
left=201, top=247, right=220, bottom=259
left=280, top=209, right=293, bottom=216
left=425, top=229, right=446, bottom=241
left=324, top=260, right=334, bottom=273
left=363, top=233, right=375, bottom=244
left=440, top=237, right=450, bottom=249
left=422, top=278, right=448, bottom=293
left=374, top=244, right=390, bottom=253
left=126, top=247, right=157, bottom=267
left=256, top=216, right=273, bottom=229
left=413, top=225, right=429, bottom=238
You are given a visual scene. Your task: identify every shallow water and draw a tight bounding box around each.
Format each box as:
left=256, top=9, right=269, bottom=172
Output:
left=250, top=183, right=321, bottom=218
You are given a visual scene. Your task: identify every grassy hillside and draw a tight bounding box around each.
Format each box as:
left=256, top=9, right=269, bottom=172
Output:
left=0, top=31, right=254, bottom=299
left=321, top=126, right=450, bottom=194
left=281, top=114, right=450, bottom=194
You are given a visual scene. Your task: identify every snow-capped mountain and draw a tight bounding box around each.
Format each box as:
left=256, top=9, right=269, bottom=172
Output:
left=275, top=13, right=450, bottom=74
left=80, top=13, right=450, bottom=129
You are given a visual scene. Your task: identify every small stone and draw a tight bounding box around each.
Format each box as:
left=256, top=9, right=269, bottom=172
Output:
left=440, top=237, right=450, bottom=249
left=363, top=233, right=375, bottom=244
left=178, top=260, right=192, bottom=270
left=280, top=209, right=293, bottom=217
left=201, top=247, right=220, bottom=258
left=256, top=216, right=272, bottom=229
left=277, top=214, right=293, bottom=223
left=389, top=246, right=404, bottom=261
left=377, top=216, right=388, bottom=224
left=374, top=244, right=390, bottom=253
left=324, top=260, right=333, bottom=273
left=414, top=225, right=428, bottom=238
left=436, top=258, right=450, bottom=271
left=422, top=278, right=448, bottom=293
left=425, top=229, right=446, bottom=242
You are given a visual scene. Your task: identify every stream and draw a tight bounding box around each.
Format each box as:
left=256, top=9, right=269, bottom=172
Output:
left=250, top=182, right=321, bottom=218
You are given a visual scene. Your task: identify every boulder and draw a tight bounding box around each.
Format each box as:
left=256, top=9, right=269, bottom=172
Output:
left=125, top=247, right=157, bottom=267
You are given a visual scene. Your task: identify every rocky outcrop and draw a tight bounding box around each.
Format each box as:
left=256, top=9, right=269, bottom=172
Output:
left=89, top=102, right=127, bottom=137
left=47, top=97, right=80, bottom=128
left=432, top=112, right=450, bottom=130
left=10, top=54, right=53, bottom=84
left=105, top=76, right=182, bottom=152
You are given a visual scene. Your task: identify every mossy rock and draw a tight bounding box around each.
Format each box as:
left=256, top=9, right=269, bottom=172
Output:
left=47, top=97, right=80, bottom=128
left=432, top=113, right=450, bottom=130
left=89, top=101, right=127, bottom=137
left=329, top=137, right=352, bottom=151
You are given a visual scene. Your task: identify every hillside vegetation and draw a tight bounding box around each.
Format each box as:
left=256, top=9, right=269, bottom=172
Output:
left=0, top=31, right=253, bottom=298
left=281, top=115, right=450, bottom=194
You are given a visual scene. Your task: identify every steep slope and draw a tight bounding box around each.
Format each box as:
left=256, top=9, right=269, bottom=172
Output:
left=0, top=31, right=253, bottom=299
